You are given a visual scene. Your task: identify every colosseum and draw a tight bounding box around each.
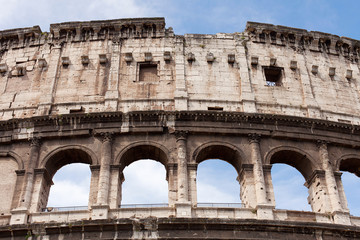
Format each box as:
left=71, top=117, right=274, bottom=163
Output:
left=0, top=17, right=359, bottom=239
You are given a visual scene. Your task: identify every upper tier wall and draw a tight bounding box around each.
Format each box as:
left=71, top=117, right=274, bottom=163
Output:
left=0, top=18, right=359, bottom=124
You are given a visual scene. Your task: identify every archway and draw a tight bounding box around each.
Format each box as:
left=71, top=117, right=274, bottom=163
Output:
left=193, top=143, right=243, bottom=206
left=117, top=143, right=170, bottom=207
left=47, top=163, right=91, bottom=209
left=35, top=147, right=95, bottom=212
left=268, top=148, right=316, bottom=211
left=197, top=160, right=241, bottom=207
left=339, top=157, right=360, bottom=216
left=121, top=160, right=168, bottom=205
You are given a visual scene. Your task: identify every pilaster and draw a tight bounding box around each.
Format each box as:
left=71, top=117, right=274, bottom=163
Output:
left=174, top=130, right=191, bottom=217
left=248, top=134, right=273, bottom=219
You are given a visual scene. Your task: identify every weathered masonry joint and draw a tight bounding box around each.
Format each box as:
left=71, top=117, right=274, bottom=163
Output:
left=0, top=18, right=360, bottom=239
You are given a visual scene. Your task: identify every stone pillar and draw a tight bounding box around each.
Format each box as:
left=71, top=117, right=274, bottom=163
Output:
left=20, top=137, right=41, bottom=209
left=167, top=163, right=177, bottom=207
left=88, top=165, right=100, bottom=207
left=175, top=131, right=189, bottom=203
left=263, top=164, right=275, bottom=206
left=29, top=168, right=52, bottom=213
left=96, top=132, right=113, bottom=206
left=174, top=131, right=191, bottom=217
left=10, top=137, right=41, bottom=225
left=188, top=163, right=198, bottom=207
left=108, top=165, right=124, bottom=209
left=248, top=134, right=273, bottom=219
left=238, top=164, right=256, bottom=208
left=92, top=133, right=113, bottom=220
left=334, top=172, right=349, bottom=212
left=174, top=38, right=188, bottom=110
left=317, top=141, right=350, bottom=224
left=105, top=41, right=121, bottom=111
left=248, top=134, right=267, bottom=205
left=305, top=170, right=331, bottom=213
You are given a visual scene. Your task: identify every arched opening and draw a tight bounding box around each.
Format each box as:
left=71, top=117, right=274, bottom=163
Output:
left=339, top=158, right=360, bottom=216
left=118, top=144, right=170, bottom=207
left=271, top=164, right=311, bottom=211
left=47, top=163, right=91, bottom=209
left=39, top=148, right=94, bottom=212
left=194, top=144, right=243, bottom=207
left=121, top=160, right=168, bottom=205
left=197, top=160, right=241, bottom=206
left=269, top=149, right=315, bottom=211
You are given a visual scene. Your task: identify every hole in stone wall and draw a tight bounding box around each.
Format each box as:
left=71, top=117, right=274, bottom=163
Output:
left=121, top=160, right=168, bottom=205
left=139, top=64, right=159, bottom=82
left=47, top=163, right=91, bottom=209
left=208, top=107, right=223, bottom=111
left=341, top=172, right=360, bottom=216
left=197, top=159, right=241, bottom=204
left=271, top=164, right=311, bottom=211
left=263, top=66, right=283, bottom=86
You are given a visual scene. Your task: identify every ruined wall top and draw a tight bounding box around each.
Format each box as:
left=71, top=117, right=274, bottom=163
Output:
left=0, top=17, right=359, bottom=126
left=246, top=21, right=360, bottom=61
left=0, top=17, right=169, bottom=47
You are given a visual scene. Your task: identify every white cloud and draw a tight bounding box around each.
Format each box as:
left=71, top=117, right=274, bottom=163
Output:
left=121, top=160, right=168, bottom=204
left=47, top=163, right=91, bottom=207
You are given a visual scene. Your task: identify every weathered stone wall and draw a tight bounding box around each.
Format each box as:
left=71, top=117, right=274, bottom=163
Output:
left=0, top=18, right=359, bottom=123
left=0, top=18, right=360, bottom=239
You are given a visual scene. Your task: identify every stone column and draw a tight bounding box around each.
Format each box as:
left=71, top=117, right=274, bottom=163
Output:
left=174, top=131, right=191, bottom=217
left=96, top=132, right=113, bottom=205
left=317, top=141, right=350, bottom=224
left=175, top=131, right=189, bottom=203
left=263, top=164, right=275, bottom=206
left=20, top=137, right=41, bottom=209
left=334, top=172, right=349, bottom=212
left=29, top=168, right=52, bottom=213
left=238, top=164, right=256, bottom=208
left=248, top=134, right=267, bottom=205
left=167, top=163, right=177, bottom=207
left=92, top=133, right=113, bottom=220
left=317, top=141, right=342, bottom=212
left=248, top=134, right=273, bottom=219
left=188, top=163, right=198, bottom=207
left=10, top=137, right=41, bottom=225
left=108, top=165, right=124, bottom=209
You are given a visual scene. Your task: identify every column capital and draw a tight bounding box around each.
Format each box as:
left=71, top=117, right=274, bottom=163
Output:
left=28, top=137, right=41, bottom=147
left=248, top=133, right=261, bottom=143
left=98, top=132, right=114, bottom=143
left=174, top=130, right=188, bottom=141
left=316, top=139, right=329, bottom=148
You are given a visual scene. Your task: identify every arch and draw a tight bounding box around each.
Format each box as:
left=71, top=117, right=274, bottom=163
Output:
left=0, top=151, right=24, bottom=169
left=264, top=146, right=318, bottom=180
left=40, top=145, right=98, bottom=177
left=116, top=141, right=171, bottom=171
left=336, top=154, right=360, bottom=176
left=192, top=141, right=245, bottom=173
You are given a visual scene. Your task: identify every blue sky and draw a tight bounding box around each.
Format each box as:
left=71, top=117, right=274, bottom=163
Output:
left=1, top=0, right=359, bottom=215
left=0, top=0, right=359, bottom=39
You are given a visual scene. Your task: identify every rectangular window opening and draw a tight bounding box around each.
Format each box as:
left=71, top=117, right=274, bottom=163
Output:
left=208, top=107, right=223, bottom=111
left=139, top=63, right=159, bottom=82
left=264, top=66, right=283, bottom=86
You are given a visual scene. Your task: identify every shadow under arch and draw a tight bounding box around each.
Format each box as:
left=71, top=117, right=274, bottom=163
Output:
left=336, top=154, right=360, bottom=177
left=265, top=146, right=318, bottom=180
left=41, top=145, right=98, bottom=178
left=192, top=141, right=245, bottom=173
left=116, top=141, right=171, bottom=171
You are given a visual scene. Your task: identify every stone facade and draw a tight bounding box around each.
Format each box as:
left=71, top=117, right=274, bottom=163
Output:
left=0, top=18, right=359, bottom=239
